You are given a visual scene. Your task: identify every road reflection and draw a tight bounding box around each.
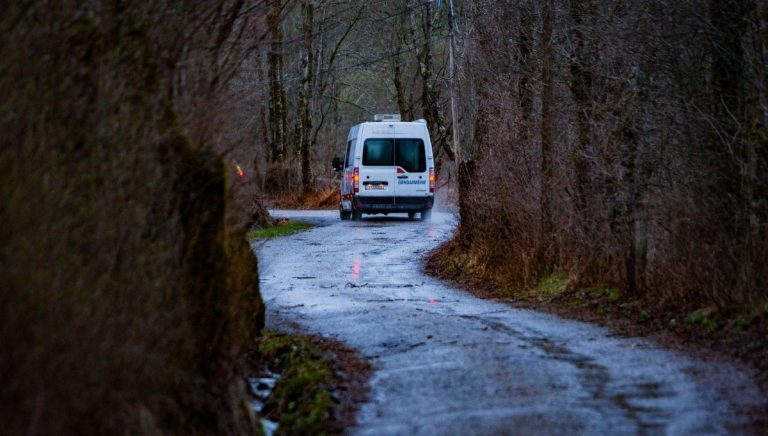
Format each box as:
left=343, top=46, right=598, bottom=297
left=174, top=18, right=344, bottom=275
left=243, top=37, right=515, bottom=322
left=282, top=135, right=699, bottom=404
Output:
left=351, top=256, right=362, bottom=281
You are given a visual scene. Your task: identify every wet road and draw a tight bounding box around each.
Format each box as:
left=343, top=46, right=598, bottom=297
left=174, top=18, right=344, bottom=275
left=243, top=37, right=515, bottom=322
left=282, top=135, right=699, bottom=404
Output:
left=255, top=210, right=764, bottom=435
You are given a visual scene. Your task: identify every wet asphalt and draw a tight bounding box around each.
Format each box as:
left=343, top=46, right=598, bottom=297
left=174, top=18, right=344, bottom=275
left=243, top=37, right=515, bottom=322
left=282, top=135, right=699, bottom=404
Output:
left=255, top=210, right=765, bottom=435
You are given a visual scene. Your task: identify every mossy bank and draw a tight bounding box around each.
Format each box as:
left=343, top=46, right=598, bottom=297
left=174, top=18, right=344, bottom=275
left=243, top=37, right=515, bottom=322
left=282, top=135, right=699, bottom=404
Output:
left=253, top=331, right=371, bottom=435
left=1, top=4, right=265, bottom=433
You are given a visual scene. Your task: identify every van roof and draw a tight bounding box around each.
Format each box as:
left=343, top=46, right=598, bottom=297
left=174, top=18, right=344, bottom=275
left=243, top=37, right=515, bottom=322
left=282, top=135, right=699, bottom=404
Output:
left=348, top=120, right=432, bottom=146
left=354, top=120, right=427, bottom=128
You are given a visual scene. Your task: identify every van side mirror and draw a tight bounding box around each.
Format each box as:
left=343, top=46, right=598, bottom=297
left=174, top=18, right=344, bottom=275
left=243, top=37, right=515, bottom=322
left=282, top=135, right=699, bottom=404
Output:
left=332, top=157, right=343, bottom=172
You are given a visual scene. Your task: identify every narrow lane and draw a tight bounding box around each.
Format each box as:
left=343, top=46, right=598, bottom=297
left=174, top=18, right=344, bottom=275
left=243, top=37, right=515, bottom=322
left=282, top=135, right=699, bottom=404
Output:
left=256, top=210, right=764, bottom=435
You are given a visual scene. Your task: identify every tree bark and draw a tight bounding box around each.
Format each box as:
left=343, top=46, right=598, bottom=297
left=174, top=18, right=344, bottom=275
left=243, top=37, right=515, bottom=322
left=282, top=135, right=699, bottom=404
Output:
left=392, top=1, right=412, bottom=120
left=709, top=0, right=753, bottom=302
left=540, top=0, right=555, bottom=264
left=568, top=0, right=594, bottom=214
left=393, top=46, right=410, bottom=119
left=418, top=1, right=453, bottom=179
left=299, top=0, right=315, bottom=193
left=267, top=0, right=288, bottom=164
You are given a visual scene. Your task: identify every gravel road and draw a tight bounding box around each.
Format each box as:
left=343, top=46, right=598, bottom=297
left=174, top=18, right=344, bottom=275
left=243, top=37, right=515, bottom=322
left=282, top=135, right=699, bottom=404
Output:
left=255, top=210, right=764, bottom=435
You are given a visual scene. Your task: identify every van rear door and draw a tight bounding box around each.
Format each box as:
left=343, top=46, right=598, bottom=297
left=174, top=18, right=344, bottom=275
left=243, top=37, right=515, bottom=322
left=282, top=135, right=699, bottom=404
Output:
left=360, top=138, right=396, bottom=201
left=393, top=138, right=429, bottom=198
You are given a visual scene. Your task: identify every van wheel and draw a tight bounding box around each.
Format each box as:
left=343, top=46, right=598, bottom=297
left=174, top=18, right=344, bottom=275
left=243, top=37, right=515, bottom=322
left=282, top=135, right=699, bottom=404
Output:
left=421, top=209, right=432, bottom=221
left=351, top=209, right=362, bottom=221
left=340, top=208, right=350, bottom=220
left=408, top=212, right=416, bottom=220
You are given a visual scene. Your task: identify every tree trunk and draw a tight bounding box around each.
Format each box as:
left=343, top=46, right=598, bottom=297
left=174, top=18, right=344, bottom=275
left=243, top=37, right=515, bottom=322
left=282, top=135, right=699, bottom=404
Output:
left=418, top=1, right=453, bottom=180
left=392, top=3, right=411, bottom=120
left=619, top=112, right=643, bottom=297
left=267, top=0, right=288, bottom=164
left=517, top=10, right=533, bottom=130
left=458, top=160, right=476, bottom=247
left=540, top=0, right=555, bottom=265
left=709, top=0, right=751, bottom=303
left=568, top=0, right=594, bottom=214
left=752, top=1, right=768, bottom=302
left=393, top=46, right=409, bottom=120
left=299, top=0, right=315, bottom=194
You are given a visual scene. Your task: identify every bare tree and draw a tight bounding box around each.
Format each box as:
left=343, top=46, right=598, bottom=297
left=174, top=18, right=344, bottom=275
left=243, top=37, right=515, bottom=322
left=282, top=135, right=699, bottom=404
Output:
left=298, top=0, right=315, bottom=193
left=267, top=0, right=289, bottom=164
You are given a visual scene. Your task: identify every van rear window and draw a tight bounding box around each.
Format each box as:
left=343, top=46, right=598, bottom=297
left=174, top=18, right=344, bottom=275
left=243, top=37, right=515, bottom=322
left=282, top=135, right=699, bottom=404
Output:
left=363, top=138, right=426, bottom=172
left=396, top=139, right=426, bottom=173
left=363, top=139, right=394, bottom=166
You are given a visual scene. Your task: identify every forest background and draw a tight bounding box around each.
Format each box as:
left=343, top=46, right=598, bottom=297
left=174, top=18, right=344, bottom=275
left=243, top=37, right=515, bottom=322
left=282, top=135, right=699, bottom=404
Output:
left=2, top=0, right=767, bottom=433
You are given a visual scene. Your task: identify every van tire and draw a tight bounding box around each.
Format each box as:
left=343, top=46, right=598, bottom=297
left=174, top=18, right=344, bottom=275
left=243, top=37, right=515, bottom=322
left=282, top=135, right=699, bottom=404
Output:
left=352, top=209, right=362, bottom=221
left=340, top=208, right=351, bottom=220
left=408, top=212, right=417, bottom=220
left=421, top=209, right=432, bottom=221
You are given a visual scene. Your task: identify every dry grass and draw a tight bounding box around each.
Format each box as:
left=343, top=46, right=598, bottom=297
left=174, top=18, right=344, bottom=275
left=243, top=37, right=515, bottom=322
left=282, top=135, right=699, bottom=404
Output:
left=271, top=183, right=340, bottom=210
left=450, top=0, right=768, bottom=317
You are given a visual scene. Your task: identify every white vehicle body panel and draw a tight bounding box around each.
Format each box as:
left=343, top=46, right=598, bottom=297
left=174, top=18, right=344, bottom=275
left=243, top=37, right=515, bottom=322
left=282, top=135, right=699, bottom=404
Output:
left=340, top=119, right=435, bottom=217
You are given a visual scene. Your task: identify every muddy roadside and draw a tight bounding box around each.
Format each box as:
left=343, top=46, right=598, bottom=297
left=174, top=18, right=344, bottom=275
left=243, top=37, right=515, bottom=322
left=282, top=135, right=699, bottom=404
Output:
left=248, top=221, right=372, bottom=434
left=248, top=325, right=371, bottom=435
left=425, top=240, right=768, bottom=430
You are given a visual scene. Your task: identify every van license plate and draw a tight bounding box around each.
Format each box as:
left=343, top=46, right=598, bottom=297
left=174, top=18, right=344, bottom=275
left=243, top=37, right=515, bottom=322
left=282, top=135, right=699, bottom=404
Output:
left=364, top=184, right=387, bottom=191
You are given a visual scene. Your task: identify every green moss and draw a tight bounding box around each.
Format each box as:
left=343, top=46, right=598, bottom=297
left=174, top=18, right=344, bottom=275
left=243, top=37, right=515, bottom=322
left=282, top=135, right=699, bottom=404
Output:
left=258, top=331, right=339, bottom=435
left=499, top=286, right=518, bottom=299
left=638, top=309, right=650, bottom=322
left=685, top=307, right=719, bottom=332
left=731, top=316, right=748, bottom=331
left=535, top=273, right=569, bottom=295
left=248, top=221, right=312, bottom=239
left=447, top=254, right=469, bottom=276
left=589, top=283, right=622, bottom=302
left=688, top=304, right=768, bottom=333
left=684, top=306, right=720, bottom=332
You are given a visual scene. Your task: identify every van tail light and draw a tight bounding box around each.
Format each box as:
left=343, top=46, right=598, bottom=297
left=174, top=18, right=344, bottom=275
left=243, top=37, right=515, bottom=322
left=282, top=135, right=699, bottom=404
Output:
left=353, top=167, right=360, bottom=193
left=429, top=168, right=435, bottom=193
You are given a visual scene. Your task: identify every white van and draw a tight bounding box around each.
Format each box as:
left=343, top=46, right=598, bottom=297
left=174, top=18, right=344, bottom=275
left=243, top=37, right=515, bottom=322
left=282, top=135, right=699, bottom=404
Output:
left=336, top=114, right=435, bottom=221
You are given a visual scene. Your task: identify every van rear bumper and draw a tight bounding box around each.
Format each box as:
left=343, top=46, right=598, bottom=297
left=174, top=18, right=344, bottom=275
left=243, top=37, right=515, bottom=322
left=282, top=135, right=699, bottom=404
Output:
left=354, top=195, right=433, bottom=213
